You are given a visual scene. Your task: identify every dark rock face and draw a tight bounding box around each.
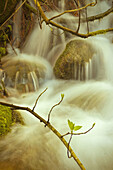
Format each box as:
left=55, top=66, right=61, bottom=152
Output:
left=53, top=39, right=95, bottom=80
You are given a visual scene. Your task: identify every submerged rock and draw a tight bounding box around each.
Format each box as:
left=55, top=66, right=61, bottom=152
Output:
left=0, top=104, right=24, bottom=137
left=53, top=39, right=95, bottom=80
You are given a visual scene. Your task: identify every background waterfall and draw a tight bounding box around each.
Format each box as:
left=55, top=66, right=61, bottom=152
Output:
left=0, top=0, right=113, bottom=170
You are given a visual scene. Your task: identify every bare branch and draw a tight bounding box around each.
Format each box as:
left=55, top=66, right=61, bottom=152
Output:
left=32, top=87, right=48, bottom=111
left=85, top=6, right=113, bottom=23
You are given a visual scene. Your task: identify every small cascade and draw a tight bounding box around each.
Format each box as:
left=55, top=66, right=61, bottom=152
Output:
left=71, top=37, right=113, bottom=81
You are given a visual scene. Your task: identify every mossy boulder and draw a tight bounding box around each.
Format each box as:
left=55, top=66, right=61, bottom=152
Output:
left=0, top=104, right=24, bottom=137
left=53, top=39, right=95, bottom=80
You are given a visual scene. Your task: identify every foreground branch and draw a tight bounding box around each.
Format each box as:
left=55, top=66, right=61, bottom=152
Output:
left=0, top=101, right=86, bottom=170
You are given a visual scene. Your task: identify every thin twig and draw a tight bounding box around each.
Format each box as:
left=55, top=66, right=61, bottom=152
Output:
left=82, top=2, right=112, bottom=23
left=32, top=87, right=48, bottom=111
left=61, top=123, right=95, bottom=138
left=47, top=94, right=64, bottom=123
left=76, top=1, right=81, bottom=33
left=0, top=0, right=27, bottom=30
left=0, top=0, right=8, bottom=16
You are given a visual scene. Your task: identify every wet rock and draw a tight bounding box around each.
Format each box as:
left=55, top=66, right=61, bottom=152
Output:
left=53, top=39, right=95, bottom=80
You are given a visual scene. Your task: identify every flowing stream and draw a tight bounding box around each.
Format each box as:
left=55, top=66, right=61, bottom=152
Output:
left=0, top=1, right=113, bottom=170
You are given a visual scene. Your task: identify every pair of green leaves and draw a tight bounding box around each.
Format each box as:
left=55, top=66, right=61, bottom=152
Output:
left=68, top=119, right=82, bottom=132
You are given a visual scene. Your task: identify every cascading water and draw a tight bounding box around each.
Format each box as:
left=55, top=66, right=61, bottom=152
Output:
left=0, top=1, right=113, bottom=170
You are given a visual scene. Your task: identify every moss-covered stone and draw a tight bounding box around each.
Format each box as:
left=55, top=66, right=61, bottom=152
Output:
left=0, top=104, right=24, bottom=137
left=53, top=39, right=95, bottom=80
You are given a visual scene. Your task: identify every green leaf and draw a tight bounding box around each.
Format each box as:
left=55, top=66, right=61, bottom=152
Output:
left=68, top=119, right=74, bottom=131
left=74, top=126, right=82, bottom=131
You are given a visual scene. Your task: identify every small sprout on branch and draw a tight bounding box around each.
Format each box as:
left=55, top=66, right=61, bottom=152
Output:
left=67, top=119, right=82, bottom=158
left=64, top=120, right=95, bottom=159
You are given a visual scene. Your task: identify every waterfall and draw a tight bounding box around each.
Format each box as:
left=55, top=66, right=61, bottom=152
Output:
left=0, top=1, right=113, bottom=170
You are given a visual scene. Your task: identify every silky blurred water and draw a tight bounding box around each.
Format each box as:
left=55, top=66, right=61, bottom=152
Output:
left=0, top=1, right=113, bottom=170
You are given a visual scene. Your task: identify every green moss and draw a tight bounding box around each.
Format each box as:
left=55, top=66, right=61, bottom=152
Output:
left=0, top=105, right=12, bottom=136
left=0, top=104, right=24, bottom=137
left=0, top=47, right=6, bottom=55
left=0, top=47, right=6, bottom=58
